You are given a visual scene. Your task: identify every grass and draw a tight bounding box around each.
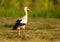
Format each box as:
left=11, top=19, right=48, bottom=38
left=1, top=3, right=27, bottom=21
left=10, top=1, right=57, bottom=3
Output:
left=0, top=6, right=60, bottom=18
left=0, top=0, right=60, bottom=18
left=0, top=17, right=60, bottom=42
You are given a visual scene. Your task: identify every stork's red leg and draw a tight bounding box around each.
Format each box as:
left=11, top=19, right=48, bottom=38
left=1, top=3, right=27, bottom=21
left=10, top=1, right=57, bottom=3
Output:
left=17, top=27, right=20, bottom=37
left=22, top=25, right=28, bottom=37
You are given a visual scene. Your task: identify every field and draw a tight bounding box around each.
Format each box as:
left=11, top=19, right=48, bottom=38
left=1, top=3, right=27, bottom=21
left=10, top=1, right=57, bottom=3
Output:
left=0, top=17, right=60, bottom=42
left=0, top=0, right=60, bottom=42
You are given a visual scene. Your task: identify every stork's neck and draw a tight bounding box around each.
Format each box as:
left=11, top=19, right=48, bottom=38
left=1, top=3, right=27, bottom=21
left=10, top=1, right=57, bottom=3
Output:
left=25, top=10, right=28, bottom=16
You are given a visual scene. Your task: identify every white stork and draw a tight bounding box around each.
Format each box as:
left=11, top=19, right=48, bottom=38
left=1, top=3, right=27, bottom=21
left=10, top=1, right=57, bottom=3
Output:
left=13, top=6, right=31, bottom=36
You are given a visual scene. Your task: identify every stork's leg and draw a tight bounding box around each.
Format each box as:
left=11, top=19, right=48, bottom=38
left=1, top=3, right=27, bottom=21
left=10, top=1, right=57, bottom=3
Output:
left=22, top=25, right=27, bottom=37
left=22, top=29, right=26, bottom=36
left=17, top=27, right=20, bottom=37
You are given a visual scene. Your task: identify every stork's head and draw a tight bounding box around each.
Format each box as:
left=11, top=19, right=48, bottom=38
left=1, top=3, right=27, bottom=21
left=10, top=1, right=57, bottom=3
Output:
left=24, top=6, right=31, bottom=13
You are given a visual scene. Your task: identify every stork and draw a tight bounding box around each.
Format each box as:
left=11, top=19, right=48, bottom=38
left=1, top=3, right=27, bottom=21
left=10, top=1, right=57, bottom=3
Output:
left=13, top=6, right=31, bottom=37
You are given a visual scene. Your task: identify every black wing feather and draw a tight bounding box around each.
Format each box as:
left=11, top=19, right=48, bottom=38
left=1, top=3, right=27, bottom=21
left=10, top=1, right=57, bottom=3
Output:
left=13, top=19, right=22, bottom=30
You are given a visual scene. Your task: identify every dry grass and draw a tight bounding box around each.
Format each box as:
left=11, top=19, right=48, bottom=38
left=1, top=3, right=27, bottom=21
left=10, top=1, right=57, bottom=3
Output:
left=0, top=17, right=60, bottom=42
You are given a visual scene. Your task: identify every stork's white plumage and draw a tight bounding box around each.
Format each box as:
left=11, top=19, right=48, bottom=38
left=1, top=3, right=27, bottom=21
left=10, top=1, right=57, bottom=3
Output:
left=13, top=6, right=31, bottom=36
left=20, top=7, right=28, bottom=24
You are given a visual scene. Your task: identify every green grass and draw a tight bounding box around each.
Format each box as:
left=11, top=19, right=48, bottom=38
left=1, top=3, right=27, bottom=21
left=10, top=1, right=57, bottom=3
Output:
left=0, top=0, right=60, bottom=18
left=0, top=7, right=24, bottom=18
left=0, top=7, right=60, bottom=18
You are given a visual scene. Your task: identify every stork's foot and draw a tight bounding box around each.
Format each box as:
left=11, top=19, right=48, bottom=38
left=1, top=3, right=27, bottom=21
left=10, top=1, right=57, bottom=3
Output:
left=21, top=34, right=31, bottom=40
left=26, top=35, right=32, bottom=40
left=16, top=35, right=20, bottom=38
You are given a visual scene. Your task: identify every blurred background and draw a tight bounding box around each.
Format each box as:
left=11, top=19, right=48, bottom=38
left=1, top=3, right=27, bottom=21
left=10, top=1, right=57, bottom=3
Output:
left=0, top=0, right=60, bottom=18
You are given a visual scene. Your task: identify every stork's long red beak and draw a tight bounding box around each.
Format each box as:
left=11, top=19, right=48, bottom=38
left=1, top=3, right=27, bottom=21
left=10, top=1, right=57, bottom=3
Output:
left=27, top=8, right=32, bottom=12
